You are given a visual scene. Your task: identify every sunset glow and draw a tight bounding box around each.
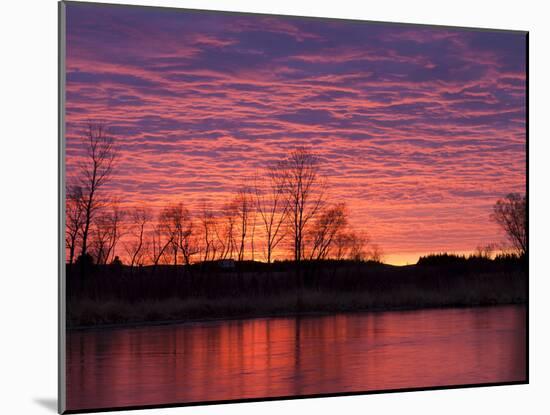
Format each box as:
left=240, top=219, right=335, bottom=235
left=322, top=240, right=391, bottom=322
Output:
left=65, top=4, right=526, bottom=265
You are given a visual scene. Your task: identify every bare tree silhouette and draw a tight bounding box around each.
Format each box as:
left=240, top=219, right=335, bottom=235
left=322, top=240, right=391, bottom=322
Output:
left=125, top=207, right=151, bottom=268
left=333, top=230, right=369, bottom=261
left=234, top=189, right=253, bottom=262
left=308, top=203, right=348, bottom=260
left=365, top=243, right=384, bottom=263
left=276, top=148, right=325, bottom=262
left=474, top=243, right=499, bottom=259
left=149, top=221, right=173, bottom=266
left=90, top=201, right=125, bottom=265
left=90, top=214, right=114, bottom=265
left=159, top=206, right=179, bottom=265
left=491, top=193, right=527, bottom=256
left=159, top=203, right=197, bottom=266
left=103, top=200, right=124, bottom=264
left=249, top=206, right=257, bottom=262
left=178, top=221, right=198, bottom=268
left=77, top=123, right=117, bottom=260
left=254, top=170, right=288, bottom=263
left=198, top=203, right=217, bottom=262
left=218, top=202, right=238, bottom=260
left=333, top=231, right=353, bottom=260
left=66, top=185, right=85, bottom=264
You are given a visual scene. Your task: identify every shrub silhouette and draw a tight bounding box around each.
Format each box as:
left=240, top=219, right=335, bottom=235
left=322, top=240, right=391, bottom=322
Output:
left=75, top=252, right=94, bottom=267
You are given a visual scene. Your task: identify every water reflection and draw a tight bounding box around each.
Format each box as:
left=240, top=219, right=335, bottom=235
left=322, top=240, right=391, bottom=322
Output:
left=67, top=305, right=526, bottom=411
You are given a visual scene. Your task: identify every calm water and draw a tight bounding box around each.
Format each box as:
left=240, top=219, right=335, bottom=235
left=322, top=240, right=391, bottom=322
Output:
left=66, top=305, right=526, bottom=411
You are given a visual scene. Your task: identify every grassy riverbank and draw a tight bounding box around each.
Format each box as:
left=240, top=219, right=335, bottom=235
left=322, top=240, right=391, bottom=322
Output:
left=66, top=254, right=526, bottom=328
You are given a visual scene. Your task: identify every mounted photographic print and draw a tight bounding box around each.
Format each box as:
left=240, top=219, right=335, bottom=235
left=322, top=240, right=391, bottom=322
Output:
left=58, top=1, right=528, bottom=413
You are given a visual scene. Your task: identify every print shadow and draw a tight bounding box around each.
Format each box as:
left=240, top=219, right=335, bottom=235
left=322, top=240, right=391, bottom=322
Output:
left=34, top=398, right=57, bottom=413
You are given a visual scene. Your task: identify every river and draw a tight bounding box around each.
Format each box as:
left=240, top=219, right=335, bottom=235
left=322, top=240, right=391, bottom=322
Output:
left=66, top=305, right=526, bottom=411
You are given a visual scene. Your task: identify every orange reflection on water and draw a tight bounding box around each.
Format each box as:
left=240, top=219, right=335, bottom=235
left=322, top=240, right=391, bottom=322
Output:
left=66, top=305, right=526, bottom=411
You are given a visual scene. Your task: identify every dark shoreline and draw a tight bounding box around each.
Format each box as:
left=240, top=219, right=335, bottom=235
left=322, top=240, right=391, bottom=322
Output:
left=67, top=300, right=527, bottom=331
left=66, top=256, right=527, bottom=330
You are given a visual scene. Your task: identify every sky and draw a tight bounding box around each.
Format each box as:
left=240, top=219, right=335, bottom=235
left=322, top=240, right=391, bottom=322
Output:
left=64, top=3, right=526, bottom=265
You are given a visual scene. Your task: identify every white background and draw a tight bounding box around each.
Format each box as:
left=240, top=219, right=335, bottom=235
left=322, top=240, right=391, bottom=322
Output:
left=0, top=0, right=547, bottom=414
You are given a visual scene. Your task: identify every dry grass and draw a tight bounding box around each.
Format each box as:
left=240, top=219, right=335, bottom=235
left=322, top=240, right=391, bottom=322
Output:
left=67, top=270, right=526, bottom=328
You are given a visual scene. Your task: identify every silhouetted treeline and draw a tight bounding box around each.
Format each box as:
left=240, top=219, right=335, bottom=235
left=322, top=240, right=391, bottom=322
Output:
left=67, top=130, right=382, bottom=268
left=417, top=252, right=526, bottom=269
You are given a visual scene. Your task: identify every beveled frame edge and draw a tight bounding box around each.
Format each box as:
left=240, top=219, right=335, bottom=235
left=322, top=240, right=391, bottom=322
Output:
left=58, top=1, right=67, bottom=413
